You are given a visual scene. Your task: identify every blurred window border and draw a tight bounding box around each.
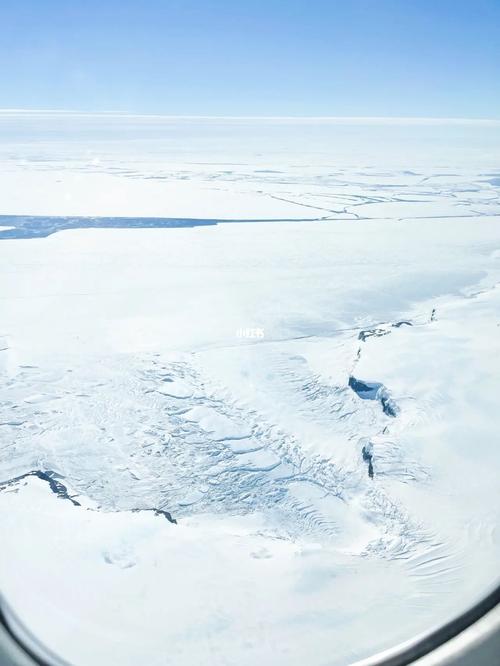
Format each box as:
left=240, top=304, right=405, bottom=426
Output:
left=1, top=583, right=499, bottom=666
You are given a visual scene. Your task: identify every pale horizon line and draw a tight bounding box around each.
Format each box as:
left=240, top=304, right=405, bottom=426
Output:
left=0, top=108, right=500, bottom=126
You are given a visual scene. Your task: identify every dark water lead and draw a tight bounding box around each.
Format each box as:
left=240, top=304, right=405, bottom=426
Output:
left=0, top=214, right=320, bottom=239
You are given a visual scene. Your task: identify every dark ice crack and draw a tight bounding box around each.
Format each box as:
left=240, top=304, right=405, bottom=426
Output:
left=348, top=376, right=399, bottom=417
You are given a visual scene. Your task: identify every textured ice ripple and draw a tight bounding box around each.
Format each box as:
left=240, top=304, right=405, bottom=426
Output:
left=0, top=351, right=430, bottom=555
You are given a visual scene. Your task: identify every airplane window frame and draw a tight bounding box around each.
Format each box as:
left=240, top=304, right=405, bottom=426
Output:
left=1, top=583, right=499, bottom=666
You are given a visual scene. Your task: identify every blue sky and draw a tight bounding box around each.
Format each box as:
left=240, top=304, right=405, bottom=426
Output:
left=1, top=0, right=499, bottom=118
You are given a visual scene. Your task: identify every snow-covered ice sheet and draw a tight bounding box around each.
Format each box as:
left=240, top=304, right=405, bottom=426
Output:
left=1, top=112, right=500, bottom=222
left=0, top=113, right=500, bottom=665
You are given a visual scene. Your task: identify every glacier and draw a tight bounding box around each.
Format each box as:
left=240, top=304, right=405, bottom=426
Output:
left=0, top=113, right=499, bottom=665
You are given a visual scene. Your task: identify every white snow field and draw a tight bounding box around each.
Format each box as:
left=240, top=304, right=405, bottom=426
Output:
left=0, top=113, right=500, bottom=665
